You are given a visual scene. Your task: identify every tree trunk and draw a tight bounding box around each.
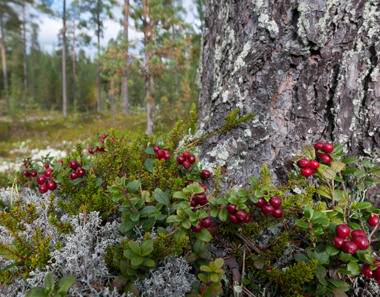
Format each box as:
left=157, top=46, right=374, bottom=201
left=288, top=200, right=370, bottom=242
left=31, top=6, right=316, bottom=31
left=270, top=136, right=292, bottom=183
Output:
left=121, top=0, right=129, bottom=115
left=73, top=15, right=76, bottom=113
left=62, top=0, right=67, bottom=117
left=97, top=3, right=101, bottom=113
left=196, top=0, right=380, bottom=190
left=0, top=17, right=9, bottom=110
left=22, top=3, right=27, bottom=106
left=145, top=75, right=153, bottom=135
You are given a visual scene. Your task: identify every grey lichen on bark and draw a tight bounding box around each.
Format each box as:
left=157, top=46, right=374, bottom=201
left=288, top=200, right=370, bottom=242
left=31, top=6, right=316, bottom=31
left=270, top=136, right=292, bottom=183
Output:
left=196, top=0, right=380, bottom=192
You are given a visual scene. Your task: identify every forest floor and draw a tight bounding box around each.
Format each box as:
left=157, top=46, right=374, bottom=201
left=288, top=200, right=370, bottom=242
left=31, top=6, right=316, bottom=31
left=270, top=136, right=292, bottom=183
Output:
left=0, top=109, right=178, bottom=187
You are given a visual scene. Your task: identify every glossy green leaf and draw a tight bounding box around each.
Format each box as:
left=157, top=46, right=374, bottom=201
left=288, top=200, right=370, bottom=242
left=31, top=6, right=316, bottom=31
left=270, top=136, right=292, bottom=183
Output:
left=44, top=273, right=55, bottom=294
left=218, top=208, right=229, bottom=222
left=143, top=258, right=155, bottom=267
left=131, top=256, right=144, bottom=267
left=318, top=164, right=336, bottom=180
left=353, top=170, right=366, bottom=178
left=141, top=217, right=156, bottom=230
left=173, top=192, right=187, bottom=199
left=145, top=147, right=155, bottom=154
left=331, top=161, right=346, bottom=173
left=119, top=221, right=136, bottom=234
left=56, top=275, right=77, bottom=295
left=193, top=228, right=212, bottom=242
left=294, top=253, right=310, bottom=264
left=315, top=265, right=326, bottom=278
left=304, top=206, right=313, bottom=220
left=129, top=241, right=142, bottom=255
left=130, top=212, right=140, bottom=222
left=181, top=219, right=191, bottom=229
left=248, top=176, right=260, bottom=189
left=295, top=219, right=309, bottom=230
left=347, top=261, right=360, bottom=275
left=144, top=158, right=155, bottom=172
left=302, top=145, right=315, bottom=160
left=153, top=191, right=170, bottom=205
left=342, top=157, right=359, bottom=164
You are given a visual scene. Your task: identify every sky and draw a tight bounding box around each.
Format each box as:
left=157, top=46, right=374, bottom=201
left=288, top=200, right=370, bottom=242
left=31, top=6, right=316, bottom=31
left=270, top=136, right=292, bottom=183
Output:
left=35, top=0, right=198, bottom=59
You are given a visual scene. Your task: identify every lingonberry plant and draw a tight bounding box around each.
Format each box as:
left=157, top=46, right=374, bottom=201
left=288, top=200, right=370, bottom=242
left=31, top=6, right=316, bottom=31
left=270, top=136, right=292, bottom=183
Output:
left=3, top=109, right=380, bottom=296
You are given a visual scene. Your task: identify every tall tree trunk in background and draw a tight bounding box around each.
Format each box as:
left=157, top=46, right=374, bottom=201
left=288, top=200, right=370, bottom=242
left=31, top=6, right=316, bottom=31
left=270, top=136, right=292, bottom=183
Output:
left=97, top=2, right=101, bottom=112
left=62, top=0, right=67, bottom=117
left=72, top=16, right=76, bottom=113
left=143, top=1, right=152, bottom=135
left=196, top=0, right=380, bottom=193
left=121, top=0, right=129, bottom=115
left=0, top=18, right=9, bottom=110
left=145, top=75, right=152, bottom=135
left=22, top=3, right=27, bottom=106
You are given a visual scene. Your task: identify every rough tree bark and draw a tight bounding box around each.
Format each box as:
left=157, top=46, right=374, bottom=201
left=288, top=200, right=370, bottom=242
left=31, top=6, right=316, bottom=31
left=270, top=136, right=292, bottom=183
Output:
left=121, top=0, right=129, bottom=116
left=22, top=2, right=28, bottom=106
left=62, top=0, right=67, bottom=117
left=0, top=17, right=9, bottom=110
left=196, top=0, right=380, bottom=191
left=72, top=12, right=76, bottom=112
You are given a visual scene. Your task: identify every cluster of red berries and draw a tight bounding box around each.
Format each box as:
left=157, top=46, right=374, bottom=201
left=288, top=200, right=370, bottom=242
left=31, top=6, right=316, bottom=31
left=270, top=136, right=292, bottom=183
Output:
left=89, top=134, right=114, bottom=154
left=362, top=262, right=380, bottom=283
left=226, top=204, right=250, bottom=224
left=176, top=151, right=195, bottom=169
left=154, top=145, right=171, bottom=161
left=188, top=181, right=207, bottom=191
left=23, top=162, right=57, bottom=194
left=298, top=159, right=320, bottom=177
left=69, top=160, right=86, bottom=180
left=254, top=195, right=283, bottom=218
left=332, top=224, right=370, bottom=254
left=315, top=142, right=334, bottom=164
left=191, top=217, right=212, bottom=233
left=191, top=193, right=208, bottom=207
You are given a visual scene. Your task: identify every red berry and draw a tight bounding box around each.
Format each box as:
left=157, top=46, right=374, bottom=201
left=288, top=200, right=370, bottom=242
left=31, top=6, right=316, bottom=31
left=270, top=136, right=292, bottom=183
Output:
left=23, top=170, right=30, bottom=177
left=226, top=204, right=237, bottom=214
left=191, top=223, right=202, bottom=233
left=31, top=170, right=37, bottom=177
left=183, top=151, right=190, bottom=158
left=262, top=204, right=275, bottom=216
left=272, top=208, right=283, bottom=218
left=153, top=145, right=160, bottom=153
left=322, top=143, right=334, bottom=153
left=39, top=184, right=48, bottom=194
left=102, top=134, right=106, bottom=139
left=199, top=199, right=208, bottom=205
left=25, top=163, right=29, bottom=168
left=177, top=155, right=185, bottom=164
left=310, top=168, right=317, bottom=174
left=195, top=193, right=207, bottom=204
left=202, top=185, right=207, bottom=191
left=70, top=172, right=78, bottom=180
left=374, top=267, right=380, bottom=280
left=300, top=168, right=313, bottom=177
left=44, top=169, right=53, bottom=177
left=342, top=241, right=358, bottom=254
left=297, top=159, right=310, bottom=168
left=229, top=214, right=239, bottom=224
left=353, top=235, right=370, bottom=250
left=47, top=180, right=57, bottom=191
left=309, top=160, right=319, bottom=169
left=201, top=170, right=211, bottom=179
left=332, top=236, right=344, bottom=248
left=190, top=199, right=197, bottom=207
left=69, top=160, right=78, bottom=170
left=157, top=150, right=164, bottom=158
left=269, top=195, right=282, bottom=209
left=188, top=181, right=194, bottom=184
left=163, top=152, right=170, bottom=160
left=352, top=229, right=367, bottom=238
left=243, top=215, right=251, bottom=223
left=336, top=224, right=350, bottom=238
left=321, top=154, right=332, bottom=164
left=111, top=138, right=114, bottom=143
left=235, top=210, right=248, bottom=222
left=317, top=152, right=326, bottom=157
left=368, top=215, right=379, bottom=227
left=183, top=161, right=191, bottom=169
left=58, top=160, right=63, bottom=164
left=96, top=146, right=104, bottom=152
left=314, top=143, right=324, bottom=150
left=188, top=155, right=196, bottom=164
left=44, top=163, right=49, bottom=169
left=78, top=168, right=86, bottom=177
left=254, top=197, right=266, bottom=208
left=201, top=217, right=212, bottom=228
left=363, top=266, right=374, bottom=278
left=88, top=148, right=94, bottom=154
left=37, top=175, right=47, bottom=185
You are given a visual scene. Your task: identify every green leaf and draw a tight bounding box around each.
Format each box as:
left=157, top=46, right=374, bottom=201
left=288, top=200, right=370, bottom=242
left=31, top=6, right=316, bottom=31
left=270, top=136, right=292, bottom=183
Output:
left=130, top=212, right=140, bottom=222
left=124, top=282, right=139, bottom=296
left=302, top=144, right=315, bottom=160
left=2, top=261, right=22, bottom=271
left=295, top=253, right=310, bottom=264
left=109, top=186, right=121, bottom=193
left=218, top=208, right=229, bottom=222
left=248, top=176, right=260, bottom=189
left=56, top=275, right=77, bottom=295
left=123, top=249, right=136, bottom=260
left=311, top=218, right=329, bottom=227
left=331, top=161, right=346, bottom=173
left=174, top=228, right=187, bottom=241
left=315, top=265, right=326, bottom=278
left=333, top=144, right=343, bottom=154
left=173, top=192, right=188, bottom=199
left=94, top=178, right=103, bottom=186
left=249, top=194, right=258, bottom=204
left=145, top=147, right=156, bottom=154
left=182, top=219, right=191, bottom=229
left=141, top=240, right=153, bottom=256
left=253, top=259, right=265, bottom=270
left=141, top=217, right=156, bottom=230
left=210, top=273, right=220, bottom=282
left=44, top=273, right=55, bottom=294
left=353, top=170, right=366, bottom=178
left=198, top=273, right=208, bottom=283
left=330, top=288, right=348, bottom=296
left=326, top=245, right=339, bottom=256
left=328, top=280, right=349, bottom=292
left=304, top=206, right=313, bottom=220
left=341, top=166, right=357, bottom=175
left=131, top=256, right=144, bottom=267
left=314, top=252, right=329, bottom=264
left=157, top=227, right=168, bottom=235
left=139, top=206, right=157, bottom=216
left=71, top=177, right=86, bottom=185
left=316, top=187, right=332, bottom=198
left=113, top=275, right=129, bottom=289
left=127, top=181, right=141, bottom=193
left=339, top=252, right=353, bottom=262
left=237, top=189, right=248, bottom=197
left=153, top=191, right=170, bottom=206
left=356, top=202, right=372, bottom=210
left=25, top=287, right=48, bottom=297
left=156, top=136, right=165, bottom=147
left=193, top=229, right=212, bottom=242
left=318, top=164, right=336, bottom=180
left=347, top=261, right=360, bottom=275
left=194, top=239, right=205, bottom=255
left=342, top=157, right=359, bottom=164
left=200, top=265, right=212, bottom=272
left=361, top=160, right=373, bottom=170
left=295, top=219, right=309, bottom=230
left=119, top=222, right=137, bottom=234
left=214, top=258, right=224, bottom=269
left=129, top=241, right=142, bottom=255
left=144, top=158, right=155, bottom=172
left=112, top=193, right=126, bottom=201
left=143, top=258, right=155, bottom=267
